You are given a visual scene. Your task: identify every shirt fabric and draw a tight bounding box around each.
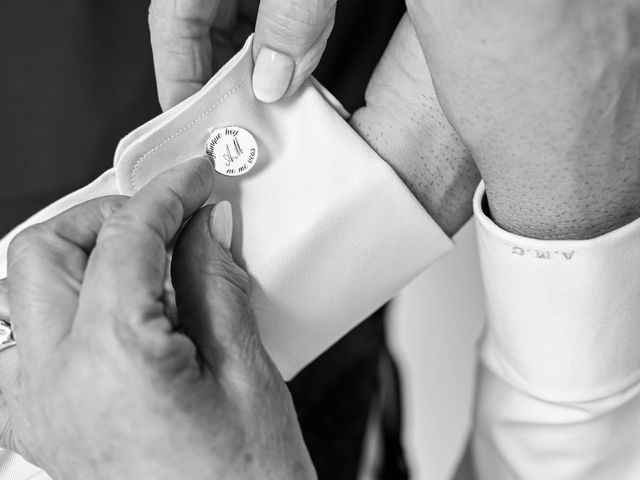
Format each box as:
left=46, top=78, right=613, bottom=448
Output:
left=0, top=33, right=450, bottom=480
left=472, top=182, right=640, bottom=480
left=0, top=36, right=453, bottom=380
left=1, top=35, right=639, bottom=480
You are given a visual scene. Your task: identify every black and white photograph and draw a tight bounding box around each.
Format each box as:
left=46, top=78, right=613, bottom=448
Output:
left=0, top=1, right=639, bottom=479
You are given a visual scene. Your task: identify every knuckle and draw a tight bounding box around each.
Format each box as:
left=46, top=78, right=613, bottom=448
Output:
left=259, top=0, right=334, bottom=49
left=97, top=196, right=128, bottom=219
left=97, top=213, right=134, bottom=245
left=112, top=304, right=165, bottom=348
left=154, top=188, right=184, bottom=238
left=98, top=210, right=165, bottom=248
left=112, top=310, right=199, bottom=380
left=216, top=260, right=251, bottom=297
left=95, top=214, right=148, bottom=258
left=201, top=257, right=248, bottom=295
left=8, top=224, right=51, bottom=262
left=150, top=0, right=218, bottom=21
left=180, top=245, right=250, bottom=297
left=120, top=307, right=150, bottom=332
left=195, top=263, right=250, bottom=311
left=142, top=182, right=188, bottom=239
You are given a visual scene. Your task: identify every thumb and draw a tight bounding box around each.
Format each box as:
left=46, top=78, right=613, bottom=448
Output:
left=252, top=0, right=337, bottom=103
left=171, top=202, right=261, bottom=373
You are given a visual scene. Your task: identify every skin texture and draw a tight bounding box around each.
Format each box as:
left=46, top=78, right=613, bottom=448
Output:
left=409, top=0, right=640, bottom=239
left=0, top=159, right=316, bottom=480
left=149, top=0, right=479, bottom=236
left=149, top=1, right=480, bottom=236
left=351, top=14, right=480, bottom=236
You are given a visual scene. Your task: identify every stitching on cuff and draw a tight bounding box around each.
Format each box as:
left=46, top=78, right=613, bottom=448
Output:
left=130, top=81, right=244, bottom=192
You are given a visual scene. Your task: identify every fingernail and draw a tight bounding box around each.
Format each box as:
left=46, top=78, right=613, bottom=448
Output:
left=252, top=47, right=294, bottom=103
left=210, top=201, right=233, bottom=249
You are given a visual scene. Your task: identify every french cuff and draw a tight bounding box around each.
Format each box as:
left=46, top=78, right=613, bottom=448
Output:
left=474, top=181, right=640, bottom=402
left=112, top=35, right=453, bottom=380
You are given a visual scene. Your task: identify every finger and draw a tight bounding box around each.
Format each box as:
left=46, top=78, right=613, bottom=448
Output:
left=252, top=0, right=337, bottom=103
left=149, top=0, right=239, bottom=111
left=7, top=197, right=128, bottom=363
left=0, top=278, right=19, bottom=405
left=0, top=343, right=28, bottom=457
left=0, top=279, right=8, bottom=319
left=172, top=201, right=262, bottom=374
left=78, top=157, right=215, bottom=332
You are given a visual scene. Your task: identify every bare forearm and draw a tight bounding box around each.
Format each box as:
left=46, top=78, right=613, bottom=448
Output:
left=411, top=0, right=640, bottom=240
left=350, top=15, right=479, bottom=237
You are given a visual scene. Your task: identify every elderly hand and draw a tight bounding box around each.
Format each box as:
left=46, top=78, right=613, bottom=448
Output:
left=409, top=0, right=640, bottom=239
left=0, top=279, right=14, bottom=451
left=0, top=158, right=315, bottom=480
left=149, top=0, right=337, bottom=109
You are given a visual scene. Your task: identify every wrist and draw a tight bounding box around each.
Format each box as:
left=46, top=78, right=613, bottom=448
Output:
left=349, top=14, right=479, bottom=237
left=484, top=162, right=640, bottom=240
left=350, top=105, right=478, bottom=237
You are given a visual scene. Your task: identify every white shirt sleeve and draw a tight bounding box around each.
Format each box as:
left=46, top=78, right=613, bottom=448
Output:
left=471, top=181, right=640, bottom=479
left=0, top=34, right=453, bottom=381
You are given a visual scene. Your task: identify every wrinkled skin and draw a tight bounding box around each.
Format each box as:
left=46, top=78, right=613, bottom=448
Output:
left=0, top=159, right=316, bottom=480
left=409, top=0, right=640, bottom=239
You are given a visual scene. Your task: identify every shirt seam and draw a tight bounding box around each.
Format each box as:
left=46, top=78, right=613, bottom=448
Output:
left=130, top=81, right=244, bottom=192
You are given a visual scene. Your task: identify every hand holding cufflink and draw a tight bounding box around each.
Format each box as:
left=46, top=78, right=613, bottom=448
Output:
left=0, top=159, right=314, bottom=480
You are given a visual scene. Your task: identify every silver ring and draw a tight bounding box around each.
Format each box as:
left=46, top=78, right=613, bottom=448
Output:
left=0, top=318, right=16, bottom=352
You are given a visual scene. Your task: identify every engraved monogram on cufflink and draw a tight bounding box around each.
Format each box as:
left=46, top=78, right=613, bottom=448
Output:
left=206, top=127, right=259, bottom=177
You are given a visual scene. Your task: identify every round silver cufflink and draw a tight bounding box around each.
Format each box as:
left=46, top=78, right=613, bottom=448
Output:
left=205, top=126, right=258, bottom=177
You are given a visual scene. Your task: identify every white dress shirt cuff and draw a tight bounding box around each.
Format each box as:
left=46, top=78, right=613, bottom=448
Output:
left=474, top=181, right=640, bottom=402
left=0, top=35, right=454, bottom=381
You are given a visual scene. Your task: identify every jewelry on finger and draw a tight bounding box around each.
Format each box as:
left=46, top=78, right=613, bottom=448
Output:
left=0, top=318, right=16, bottom=352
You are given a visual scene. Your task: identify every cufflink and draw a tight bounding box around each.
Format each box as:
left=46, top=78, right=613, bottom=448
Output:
left=206, top=126, right=258, bottom=177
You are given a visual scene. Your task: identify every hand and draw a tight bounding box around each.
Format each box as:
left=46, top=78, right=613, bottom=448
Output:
left=0, top=278, right=15, bottom=451
left=0, top=158, right=315, bottom=480
left=149, top=0, right=338, bottom=109
left=408, top=0, right=640, bottom=239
